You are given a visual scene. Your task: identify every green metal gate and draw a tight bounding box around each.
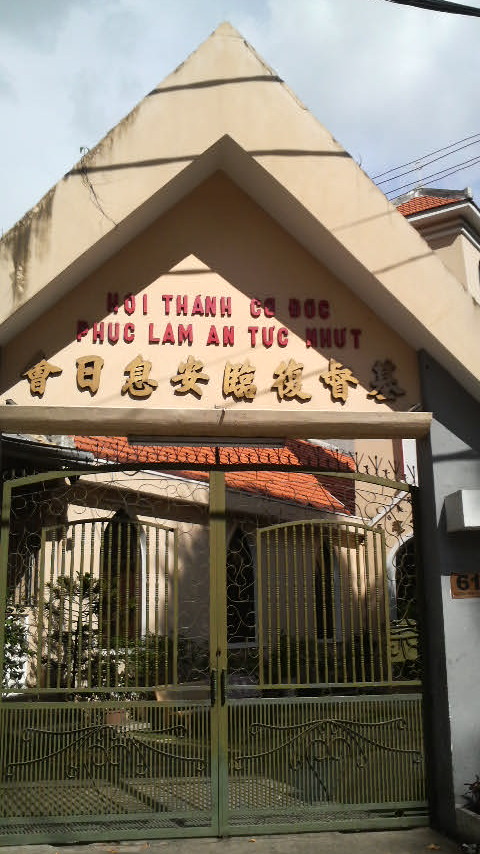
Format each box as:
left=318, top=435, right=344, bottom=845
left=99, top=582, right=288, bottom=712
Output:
left=0, top=460, right=426, bottom=845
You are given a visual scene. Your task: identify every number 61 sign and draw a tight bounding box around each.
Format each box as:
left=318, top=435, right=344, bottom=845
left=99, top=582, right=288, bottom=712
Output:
left=451, top=573, right=480, bottom=598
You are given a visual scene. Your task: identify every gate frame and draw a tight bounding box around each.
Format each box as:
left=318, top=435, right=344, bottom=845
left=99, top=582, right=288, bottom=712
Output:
left=0, top=447, right=429, bottom=844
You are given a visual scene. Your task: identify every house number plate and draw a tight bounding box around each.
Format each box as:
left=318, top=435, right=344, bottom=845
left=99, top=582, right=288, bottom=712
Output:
left=451, top=573, right=480, bottom=598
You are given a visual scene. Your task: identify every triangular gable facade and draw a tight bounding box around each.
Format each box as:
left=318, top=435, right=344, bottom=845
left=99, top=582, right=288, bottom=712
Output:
left=0, top=22, right=478, bottom=436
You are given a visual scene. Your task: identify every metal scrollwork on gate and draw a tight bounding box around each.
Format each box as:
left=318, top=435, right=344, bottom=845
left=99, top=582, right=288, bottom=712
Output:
left=5, top=720, right=206, bottom=779
left=232, top=716, right=423, bottom=771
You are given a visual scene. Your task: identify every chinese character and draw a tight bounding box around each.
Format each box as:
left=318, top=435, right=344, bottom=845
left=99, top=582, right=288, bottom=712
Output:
left=23, top=359, right=62, bottom=397
left=171, top=356, right=210, bottom=398
left=121, top=355, right=158, bottom=399
left=367, top=360, right=405, bottom=402
left=76, top=356, right=104, bottom=395
left=272, top=359, right=312, bottom=402
left=319, top=358, right=358, bottom=403
left=223, top=360, right=257, bottom=400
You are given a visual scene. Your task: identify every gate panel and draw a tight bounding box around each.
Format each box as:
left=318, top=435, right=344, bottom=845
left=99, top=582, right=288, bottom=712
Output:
left=227, top=695, right=425, bottom=832
left=222, top=469, right=425, bottom=835
left=0, top=469, right=216, bottom=844
left=0, top=700, right=212, bottom=844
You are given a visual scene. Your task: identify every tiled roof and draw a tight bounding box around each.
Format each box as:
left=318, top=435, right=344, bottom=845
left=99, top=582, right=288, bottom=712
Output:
left=74, top=436, right=354, bottom=514
left=396, top=196, right=462, bottom=215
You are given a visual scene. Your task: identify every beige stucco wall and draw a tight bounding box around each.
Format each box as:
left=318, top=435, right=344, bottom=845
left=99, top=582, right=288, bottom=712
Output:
left=0, top=173, right=420, bottom=415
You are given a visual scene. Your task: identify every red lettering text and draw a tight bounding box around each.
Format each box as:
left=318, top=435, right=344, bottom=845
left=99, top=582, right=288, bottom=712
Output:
left=262, top=327, right=275, bottom=348
left=162, top=323, right=176, bottom=345
left=176, top=295, right=188, bottom=316
left=220, top=297, right=232, bottom=317
left=162, top=295, right=173, bottom=315
left=178, top=324, right=193, bottom=344
left=250, top=299, right=262, bottom=318
left=206, top=325, right=220, bottom=346
left=205, top=296, right=216, bottom=317
left=148, top=323, right=160, bottom=344
left=123, top=322, right=135, bottom=343
left=223, top=326, right=234, bottom=346
left=350, top=328, right=362, bottom=349
left=191, top=296, right=204, bottom=317
left=92, top=322, right=104, bottom=344
left=124, top=293, right=135, bottom=316
left=108, top=322, right=119, bottom=344
left=76, top=320, right=89, bottom=342
left=107, top=293, right=119, bottom=314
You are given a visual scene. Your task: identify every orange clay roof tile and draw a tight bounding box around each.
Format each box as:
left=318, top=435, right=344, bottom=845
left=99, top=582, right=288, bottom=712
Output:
left=73, top=436, right=354, bottom=514
left=396, top=195, right=462, bottom=215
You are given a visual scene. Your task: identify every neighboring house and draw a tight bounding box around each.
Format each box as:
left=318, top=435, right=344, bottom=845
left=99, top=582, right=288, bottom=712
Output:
left=396, top=186, right=480, bottom=302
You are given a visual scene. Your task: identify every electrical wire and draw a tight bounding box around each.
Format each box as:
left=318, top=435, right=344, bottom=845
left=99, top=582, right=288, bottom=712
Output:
left=385, top=153, right=480, bottom=196
left=373, top=134, right=480, bottom=182
left=384, top=0, right=480, bottom=16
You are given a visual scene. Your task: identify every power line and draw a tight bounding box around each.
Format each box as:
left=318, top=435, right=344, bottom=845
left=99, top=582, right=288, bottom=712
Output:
left=384, top=0, right=480, bottom=16
left=372, top=132, right=480, bottom=180
left=376, top=137, right=480, bottom=185
left=385, top=153, right=480, bottom=196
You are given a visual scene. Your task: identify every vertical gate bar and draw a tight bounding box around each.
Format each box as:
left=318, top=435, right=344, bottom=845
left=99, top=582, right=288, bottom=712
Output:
left=328, top=525, right=338, bottom=683
left=282, top=526, right=291, bottom=686
left=354, top=527, right=366, bottom=682
left=346, top=524, right=357, bottom=683
left=310, top=523, right=320, bottom=683
left=57, top=529, right=67, bottom=691
left=301, top=524, right=310, bottom=683
left=362, top=527, right=374, bottom=682
left=275, top=526, right=282, bottom=684
left=105, top=524, right=113, bottom=686
left=154, top=525, right=161, bottom=684
left=125, top=522, right=133, bottom=687
left=0, top=480, right=13, bottom=689
left=76, top=522, right=86, bottom=691
left=256, top=529, right=264, bottom=687
left=66, top=521, right=77, bottom=690
left=144, top=524, right=151, bottom=687
left=37, top=526, right=48, bottom=692
left=338, top=524, right=347, bottom=682
left=381, top=528, right=393, bottom=684
left=266, top=530, right=272, bottom=684
left=172, top=527, right=179, bottom=686
left=87, top=521, right=96, bottom=689
left=319, top=526, right=328, bottom=683
left=292, top=525, right=300, bottom=685
left=97, top=520, right=106, bottom=686
left=134, top=523, right=141, bottom=687
left=372, top=529, right=384, bottom=682
left=114, top=522, right=122, bottom=688
left=45, top=526, right=56, bottom=690
left=209, top=470, right=226, bottom=835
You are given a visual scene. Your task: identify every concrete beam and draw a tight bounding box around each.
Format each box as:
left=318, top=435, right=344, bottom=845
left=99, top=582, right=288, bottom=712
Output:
left=0, top=406, right=432, bottom=439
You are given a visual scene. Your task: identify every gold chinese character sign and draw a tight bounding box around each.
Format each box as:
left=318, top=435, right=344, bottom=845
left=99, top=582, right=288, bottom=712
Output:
left=272, top=359, right=311, bottom=402
left=76, top=356, right=104, bottom=395
left=171, top=356, right=209, bottom=398
left=23, top=359, right=63, bottom=397
left=319, top=358, right=358, bottom=403
left=223, top=360, right=257, bottom=400
left=367, top=360, right=405, bottom=402
left=121, top=355, right=158, bottom=399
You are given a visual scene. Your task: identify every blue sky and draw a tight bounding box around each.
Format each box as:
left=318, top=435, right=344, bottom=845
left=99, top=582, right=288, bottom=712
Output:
left=1, top=0, right=480, bottom=233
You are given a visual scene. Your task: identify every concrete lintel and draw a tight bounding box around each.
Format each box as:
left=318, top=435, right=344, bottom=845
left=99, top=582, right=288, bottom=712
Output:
left=0, top=407, right=432, bottom=439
